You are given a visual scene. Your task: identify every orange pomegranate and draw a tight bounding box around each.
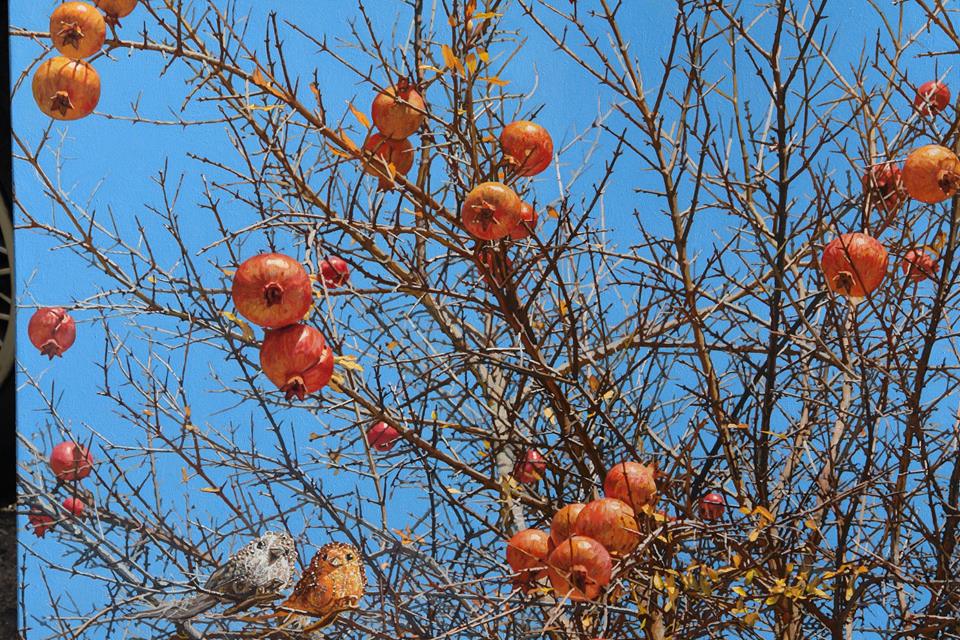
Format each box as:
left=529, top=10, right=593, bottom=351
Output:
left=902, top=145, right=960, bottom=204
left=505, top=528, right=550, bottom=591
left=94, top=0, right=137, bottom=25
left=32, top=57, right=100, bottom=120
left=509, top=201, right=537, bottom=240
left=573, top=498, right=640, bottom=557
left=549, top=502, right=586, bottom=549
left=501, top=120, right=553, bottom=176
left=461, top=182, right=522, bottom=241
left=361, top=133, right=414, bottom=190
left=603, top=461, right=657, bottom=512
left=820, top=232, right=888, bottom=298
left=50, top=2, right=106, bottom=59
left=546, top=536, right=612, bottom=602
left=371, top=80, right=426, bottom=139
left=901, top=248, right=938, bottom=283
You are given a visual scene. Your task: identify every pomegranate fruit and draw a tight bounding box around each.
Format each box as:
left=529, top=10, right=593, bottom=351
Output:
left=371, top=80, right=426, bottom=140
left=902, top=145, right=960, bottom=204
left=32, top=56, right=100, bottom=120
left=914, top=80, right=951, bottom=116
left=509, top=201, right=537, bottom=240
left=549, top=503, right=586, bottom=549
left=50, top=2, right=106, bottom=59
left=62, top=497, right=86, bottom=517
left=232, top=253, right=313, bottom=329
left=513, top=449, right=546, bottom=484
left=820, top=232, right=888, bottom=298
left=476, top=247, right=513, bottom=289
left=361, top=133, right=414, bottom=190
left=94, top=0, right=137, bottom=25
left=603, top=461, right=657, bottom=512
left=461, top=182, right=522, bottom=241
left=259, top=324, right=334, bottom=400
left=901, top=248, right=938, bottom=283
left=546, top=535, right=612, bottom=602
left=318, top=256, right=350, bottom=289
left=28, top=307, right=76, bottom=359
left=29, top=512, right=54, bottom=538
left=49, top=441, right=94, bottom=481
left=862, top=163, right=904, bottom=214
left=366, top=421, right=400, bottom=452
left=506, top=528, right=550, bottom=591
left=699, top=492, right=725, bottom=520
left=500, top=120, right=553, bottom=176
left=574, top=498, right=641, bottom=557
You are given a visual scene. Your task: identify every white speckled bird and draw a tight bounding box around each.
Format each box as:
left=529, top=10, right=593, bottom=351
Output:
left=135, top=531, right=298, bottom=621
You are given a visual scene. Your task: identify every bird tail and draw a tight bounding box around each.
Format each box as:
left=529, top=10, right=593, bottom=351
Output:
left=131, top=594, right=219, bottom=621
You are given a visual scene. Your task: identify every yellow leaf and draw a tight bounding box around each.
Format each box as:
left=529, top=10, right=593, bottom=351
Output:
left=732, top=586, right=747, bottom=597
left=387, top=340, right=399, bottom=350
left=474, top=11, right=502, bottom=19
left=247, top=103, right=282, bottom=112
left=441, top=45, right=458, bottom=70
left=465, top=53, right=478, bottom=75
left=743, top=612, right=759, bottom=626
left=546, top=206, right=559, bottom=218
left=447, top=14, right=457, bottom=27
left=220, top=268, right=236, bottom=277
left=478, top=49, right=489, bottom=64
left=748, top=528, right=760, bottom=542
left=200, top=487, right=220, bottom=494
left=338, top=128, right=360, bottom=154
left=348, top=101, right=371, bottom=129
left=480, top=76, right=509, bottom=86
left=543, top=407, right=556, bottom=423
left=327, top=143, right=351, bottom=159
left=754, top=505, right=775, bottom=524
left=181, top=468, right=189, bottom=484
left=335, top=355, right=365, bottom=372
left=147, top=275, right=156, bottom=284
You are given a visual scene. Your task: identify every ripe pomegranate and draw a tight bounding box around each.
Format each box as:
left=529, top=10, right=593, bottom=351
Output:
left=500, top=120, right=553, bottom=176
left=259, top=324, right=334, bottom=400
left=371, top=80, right=426, bottom=140
left=914, top=80, right=951, bottom=116
left=62, top=497, right=86, bottom=517
left=461, top=182, right=522, bottom=241
left=862, top=163, right=904, bottom=214
left=50, top=2, right=106, bottom=59
left=603, top=461, right=657, bottom=512
left=509, top=202, right=537, bottom=240
left=901, top=248, right=938, bottom=283
left=94, top=0, right=137, bottom=25
left=549, top=503, right=586, bottom=549
left=32, top=56, right=100, bottom=120
left=476, top=247, right=513, bottom=289
left=29, top=512, right=54, bottom=538
left=28, top=307, right=76, bottom=359
left=513, top=449, right=546, bottom=484
left=232, top=253, right=313, bottom=329
left=820, top=233, right=888, bottom=298
left=902, top=145, right=960, bottom=204
left=366, top=421, right=400, bottom=452
left=361, top=133, right=414, bottom=190
left=49, top=441, right=94, bottom=481
left=574, top=498, right=641, bottom=557
left=318, top=256, right=350, bottom=289
left=546, top=536, right=612, bottom=602
left=506, top=528, right=550, bottom=591
left=699, top=492, right=725, bottom=521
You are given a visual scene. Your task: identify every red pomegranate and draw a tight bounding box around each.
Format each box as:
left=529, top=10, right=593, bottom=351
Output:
left=603, top=461, right=657, bottom=512
left=509, top=202, right=537, bottom=240
left=49, top=441, right=93, bottom=482
left=366, top=421, right=400, bottom=452
left=820, top=233, right=888, bottom=298
left=362, top=133, right=414, bottom=190
left=901, top=248, right=938, bottom=283
left=546, top=536, right=612, bottom=602
left=513, top=449, right=546, bottom=484
left=62, top=497, right=86, bottom=517
left=371, top=80, right=426, bottom=140
left=29, top=512, right=54, bottom=538
left=549, top=503, right=586, bottom=549
left=699, top=492, right=725, bottom=521
left=506, top=528, right=550, bottom=591
left=28, top=307, right=76, bottom=359
left=500, top=120, right=553, bottom=176
left=902, top=145, right=960, bottom=204
left=914, top=80, right=951, bottom=115
left=232, top=253, right=313, bottom=329
left=318, top=256, right=350, bottom=289
left=574, top=498, right=641, bottom=557
left=862, top=163, right=904, bottom=214
left=259, top=324, right=335, bottom=400
left=93, top=0, right=137, bottom=25
left=461, top=182, right=522, bottom=241
left=50, top=2, right=106, bottom=59
left=32, top=56, right=100, bottom=120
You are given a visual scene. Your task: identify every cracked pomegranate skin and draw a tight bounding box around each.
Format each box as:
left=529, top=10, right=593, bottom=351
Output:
left=232, top=253, right=313, bottom=329
left=506, top=528, right=550, bottom=589
left=820, top=232, right=888, bottom=298
left=259, top=324, right=335, bottom=400
left=28, top=307, right=77, bottom=358
left=902, top=144, right=960, bottom=204
left=546, top=535, right=612, bottom=602
left=32, top=57, right=100, bottom=121
left=50, top=2, right=106, bottom=59
left=371, top=82, right=426, bottom=140
left=901, top=248, right=938, bottom=283
left=914, top=80, right=951, bottom=115
left=461, top=182, right=522, bottom=241
left=574, top=497, right=641, bottom=557
left=500, top=120, right=553, bottom=177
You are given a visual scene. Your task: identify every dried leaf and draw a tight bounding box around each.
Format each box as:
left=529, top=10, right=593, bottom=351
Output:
left=200, top=487, right=220, bottom=494
left=480, top=75, right=509, bottom=86
left=474, top=11, right=502, bottom=19
left=547, top=206, right=559, bottom=218
left=348, top=101, right=371, bottom=129
left=441, top=45, right=458, bottom=70
left=335, top=355, right=365, bottom=372
left=465, top=53, right=478, bottom=75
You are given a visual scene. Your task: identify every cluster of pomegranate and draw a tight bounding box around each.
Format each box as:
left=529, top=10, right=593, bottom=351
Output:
left=27, top=307, right=77, bottom=359
left=30, top=440, right=95, bottom=537
left=32, top=1, right=138, bottom=121
left=232, top=252, right=350, bottom=400
left=820, top=81, right=954, bottom=298
left=360, top=79, right=426, bottom=190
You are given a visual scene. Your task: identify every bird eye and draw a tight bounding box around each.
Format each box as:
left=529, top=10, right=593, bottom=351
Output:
left=257, top=540, right=264, bottom=549
left=346, top=553, right=353, bottom=561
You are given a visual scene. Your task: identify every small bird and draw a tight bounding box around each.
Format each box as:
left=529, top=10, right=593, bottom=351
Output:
left=135, top=531, right=298, bottom=621
left=272, top=542, right=366, bottom=629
